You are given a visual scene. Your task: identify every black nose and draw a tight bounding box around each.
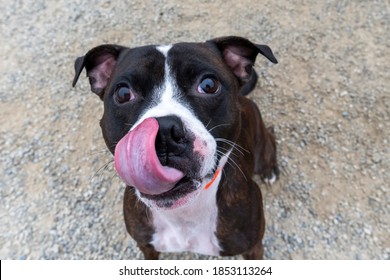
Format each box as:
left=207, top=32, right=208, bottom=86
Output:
left=155, top=115, right=188, bottom=166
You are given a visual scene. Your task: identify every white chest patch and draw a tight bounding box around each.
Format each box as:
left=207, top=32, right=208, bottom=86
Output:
left=150, top=171, right=222, bottom=256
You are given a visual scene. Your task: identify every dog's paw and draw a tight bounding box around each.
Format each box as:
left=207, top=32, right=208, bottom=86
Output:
left=261, top=166, right=280, bottom=185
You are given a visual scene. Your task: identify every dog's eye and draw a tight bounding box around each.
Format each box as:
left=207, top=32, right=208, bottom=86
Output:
left=197, top=78, right=220, bottom=94
left=114, top=85, right=134, bottom=104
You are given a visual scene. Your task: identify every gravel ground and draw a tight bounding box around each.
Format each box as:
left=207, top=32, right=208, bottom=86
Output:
left=1, top=0, right=389, bottom=260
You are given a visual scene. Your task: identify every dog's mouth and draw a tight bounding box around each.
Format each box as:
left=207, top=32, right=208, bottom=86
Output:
left=139, top=176, right=202, bottom=209
left=114, top=117, right=215, bottom=209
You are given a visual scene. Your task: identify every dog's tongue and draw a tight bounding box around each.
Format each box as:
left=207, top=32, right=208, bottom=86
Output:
left=114, top=118, right=184, bottom=195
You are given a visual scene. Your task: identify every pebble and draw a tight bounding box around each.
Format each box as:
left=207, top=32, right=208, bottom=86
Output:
left=340, top=91, right=348, bottom=97
left=372, top=153, right=382, bottom=164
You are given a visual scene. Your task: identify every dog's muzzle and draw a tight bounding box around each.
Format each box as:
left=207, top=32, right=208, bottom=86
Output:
left=114, top=117, right=185, bottom=195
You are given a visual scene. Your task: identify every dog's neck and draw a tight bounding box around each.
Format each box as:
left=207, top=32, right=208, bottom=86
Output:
left=149, top=170, right=221, bottom=255
left=149, top=151, right=230, bottom=255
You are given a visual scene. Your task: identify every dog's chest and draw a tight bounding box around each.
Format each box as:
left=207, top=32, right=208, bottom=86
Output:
left=150, top=181, right=221, bottom=256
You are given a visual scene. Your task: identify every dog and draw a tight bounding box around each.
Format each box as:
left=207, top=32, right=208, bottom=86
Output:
left=72, top=36, right=279, bottom=259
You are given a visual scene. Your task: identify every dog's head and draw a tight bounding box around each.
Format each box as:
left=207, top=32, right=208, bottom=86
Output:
left=73, top=36, right=277, bottom=209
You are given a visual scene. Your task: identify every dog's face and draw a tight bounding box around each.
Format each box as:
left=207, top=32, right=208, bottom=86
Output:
left=107, top=43, right=240, bottom=209
left=73, top=36, right=277, bottom=209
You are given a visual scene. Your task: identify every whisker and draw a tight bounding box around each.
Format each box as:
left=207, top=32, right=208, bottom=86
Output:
left=110, top=171, right=119, bottom=181
left=205, top=119, right=212, bottom=129
left=85, top=149, right=111, bottom=159
left=215, top=138, right=249, bottom=156
left=208, top=123, right=231, bottom=132
left=220, top=138, right=244, bottom=149
left=221, top=138, right=250, bottom=154
left=109, top=141, right=119, bottom=151
left=216, top=150, right=247, bottom=181
left=216, top=138, right=249, bottom=153
left=226, top=159, right=247, bottom=182
left=221, top=168, right=227, bottom=179
left=91, top=159, right=114, bottom=181
left=217, top=145, right=242, bottom=158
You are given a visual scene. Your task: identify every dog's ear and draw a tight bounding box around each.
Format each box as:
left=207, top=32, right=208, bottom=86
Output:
left=72, top=44, right=125, bottom=99
left=207, top=36, right=277, bottom=85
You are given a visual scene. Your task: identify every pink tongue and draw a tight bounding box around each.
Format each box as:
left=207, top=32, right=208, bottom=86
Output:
left=114, top=118, right=184, bottom=195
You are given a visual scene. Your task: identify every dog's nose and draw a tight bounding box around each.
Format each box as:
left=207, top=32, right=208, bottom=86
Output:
left=155, top=115, right=187, bottom=166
